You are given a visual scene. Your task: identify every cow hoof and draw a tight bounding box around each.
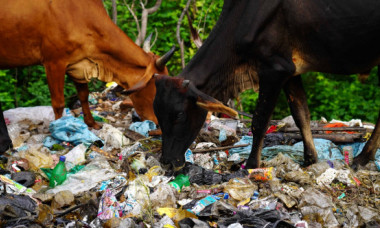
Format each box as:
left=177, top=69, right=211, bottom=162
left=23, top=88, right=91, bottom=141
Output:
left=92, top=123, right=101, bottom=130
left=303, top=156, right=318, bottom=167
left=0, top=140, right=13, bottom=154
left=86, top=122, right=101, bottom=130
left=352, top=155, right=369, bottom=170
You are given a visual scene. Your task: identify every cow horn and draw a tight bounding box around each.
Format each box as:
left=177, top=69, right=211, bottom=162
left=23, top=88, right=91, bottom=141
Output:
left=156, top=45, right=176, bottom=71
left=143, top=33, right=153, bottom=53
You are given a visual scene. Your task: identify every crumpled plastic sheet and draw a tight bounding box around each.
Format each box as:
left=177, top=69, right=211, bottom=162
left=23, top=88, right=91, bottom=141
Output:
left=230, top=135, right=380, bottom=165
left=229, top=136, right=253, bottom=159
left=46, top=158, right=119, bottom=195
left=3, top=106, right=71, bottom=124
left=98, top=123, right=130, bottom=149
left=217, top=209, right=294, bottom=228
left=129, top=120, right=157, bottom=137
left=43, top=116, right=101, bottom=147
left=261, top=139, right=344, bottom=164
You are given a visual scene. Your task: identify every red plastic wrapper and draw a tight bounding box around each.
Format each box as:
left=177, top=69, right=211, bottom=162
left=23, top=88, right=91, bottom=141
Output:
left=248, top=167, right=274, bottom=181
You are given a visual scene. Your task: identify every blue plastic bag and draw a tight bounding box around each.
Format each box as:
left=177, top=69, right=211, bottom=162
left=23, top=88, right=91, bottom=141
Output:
left=229, top=136, right=253, bottom=159
left=44, top=116, right=101, bottom=147
left=129, top=120, right=157, bottom=137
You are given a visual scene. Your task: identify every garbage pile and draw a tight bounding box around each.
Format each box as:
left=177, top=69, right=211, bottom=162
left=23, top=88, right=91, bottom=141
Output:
left=1, top=85, right=380, bottom=228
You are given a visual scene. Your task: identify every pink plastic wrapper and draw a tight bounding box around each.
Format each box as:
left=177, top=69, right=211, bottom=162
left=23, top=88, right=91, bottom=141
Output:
left=97, top=189, right=121, bottom=220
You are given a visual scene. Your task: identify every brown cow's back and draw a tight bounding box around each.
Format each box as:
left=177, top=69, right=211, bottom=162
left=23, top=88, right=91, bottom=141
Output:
left=0, top=0, right=149, bottom=70
left=0, top=0, right=170, bottom=127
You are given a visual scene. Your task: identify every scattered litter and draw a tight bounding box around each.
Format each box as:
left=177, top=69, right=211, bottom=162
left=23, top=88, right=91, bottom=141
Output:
left=0, top=91, right=379, bottom=227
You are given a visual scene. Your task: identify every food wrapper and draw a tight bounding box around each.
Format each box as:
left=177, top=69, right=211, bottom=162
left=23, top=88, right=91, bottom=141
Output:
left=0, top=175, right=36, bottom=195
left=248, top=167, right=274, bottom=181
left=97, top=189, right=121, bottom=220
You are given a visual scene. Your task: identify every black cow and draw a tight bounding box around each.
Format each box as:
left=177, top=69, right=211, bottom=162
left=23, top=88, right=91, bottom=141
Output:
left=139, top=0, right=380, bottom=169
left=0, top=103, right=12, bottom=153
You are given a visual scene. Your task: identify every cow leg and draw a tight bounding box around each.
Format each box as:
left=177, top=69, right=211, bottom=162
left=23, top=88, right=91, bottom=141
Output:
left=245, top=70, right=289, bottom=168
left=353, top=109, right=380, bottom=167
left=353, top=68, right=380, bottom=167
left=45, top=63, right=67, bottom=120
left=284, top=76, right=318, bottom=166
left=0, top=102, right=12, bottom=153
left=73, top=82, right=100, bottom=129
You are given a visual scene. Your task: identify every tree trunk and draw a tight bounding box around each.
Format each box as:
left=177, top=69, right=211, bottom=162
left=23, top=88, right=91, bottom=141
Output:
left=112, top=0, right=117, bottom=24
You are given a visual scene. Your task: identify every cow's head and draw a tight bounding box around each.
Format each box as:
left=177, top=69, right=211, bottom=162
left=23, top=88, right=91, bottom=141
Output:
left=117, top=39, right=176, bottom=124
left=153, top=75, right=238, bottom=169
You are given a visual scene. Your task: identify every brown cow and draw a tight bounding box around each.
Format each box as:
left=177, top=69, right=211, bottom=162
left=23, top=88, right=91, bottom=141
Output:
left=0, top=0, right=173, bottom=131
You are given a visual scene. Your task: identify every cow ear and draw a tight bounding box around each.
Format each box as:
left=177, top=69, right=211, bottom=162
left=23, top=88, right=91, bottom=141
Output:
left=196, top=99, right=238, bottom=118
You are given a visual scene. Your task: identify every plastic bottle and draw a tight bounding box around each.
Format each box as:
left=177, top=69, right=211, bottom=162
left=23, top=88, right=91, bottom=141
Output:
left=342, top=146, right=354, bottom=166
left=49, top=156, right=67, bottom=188
left=169, top=174, right=190, bottom=192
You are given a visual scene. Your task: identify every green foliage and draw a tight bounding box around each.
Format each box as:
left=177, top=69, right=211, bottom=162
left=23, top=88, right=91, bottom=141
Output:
left=239, top=70, right=380, bottom=123
left=302, top=69, right=380, bottom=123
left=0, top=0, right=379, bottom=124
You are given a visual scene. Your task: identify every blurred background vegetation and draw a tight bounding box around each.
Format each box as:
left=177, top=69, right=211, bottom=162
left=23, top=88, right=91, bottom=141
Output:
left=0, top=0, right=379, bottom=123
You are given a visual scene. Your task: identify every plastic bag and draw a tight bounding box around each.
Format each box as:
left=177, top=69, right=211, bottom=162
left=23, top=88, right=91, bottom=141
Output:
left=0, top=194, right=37, bottom=219
left=208, top=118, right=238, bottom=136
left=46, top=116, right=101, bottom=147
left=129, top=120, right=157, bottom=137
left=284, top=170, right=312, bottom=185
left=64, top=144, right=87, bottom=170
left=224, top=178, right=258, bottom=201
left=3, top=106, right=71, bottom=124
left=6, top=124, right=30, bottom=148
left=19, top=144, right=54, bottom=170
left=307, top=161, right=331, bottom=178
left=46, top=158, right=118, bottom=195
left=193, top=153, right=214, bottom=170
left=299, top=188, right=334, bottom=209
left=300, top=206, right=339, bottom=227
left=228, top=136, right=252, bottom=159
left=293, top=139, right=344, bottom=161
left=151, top=183, right=178, bottom=208
left=120, top=142, right=142, bottom=157
left=217, top=209, right=294, bottom=228
left=98, top=123, right=129, bottom=149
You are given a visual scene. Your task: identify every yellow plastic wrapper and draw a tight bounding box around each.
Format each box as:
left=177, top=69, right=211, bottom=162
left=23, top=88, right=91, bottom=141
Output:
left=19, top=147, right=54, bottom=171
left=145, top=166, right=164, bottom=181
left=237, top=197, right=251, bottom=207
left=157, top=208, right=197, bottom=226
left=248, top=167, right=274, bottom=182
left=106, top=81, right=117, bottom=88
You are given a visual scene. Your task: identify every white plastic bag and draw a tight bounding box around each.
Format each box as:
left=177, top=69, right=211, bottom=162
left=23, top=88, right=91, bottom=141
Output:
left=97, top=124, right=130, bottom=149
